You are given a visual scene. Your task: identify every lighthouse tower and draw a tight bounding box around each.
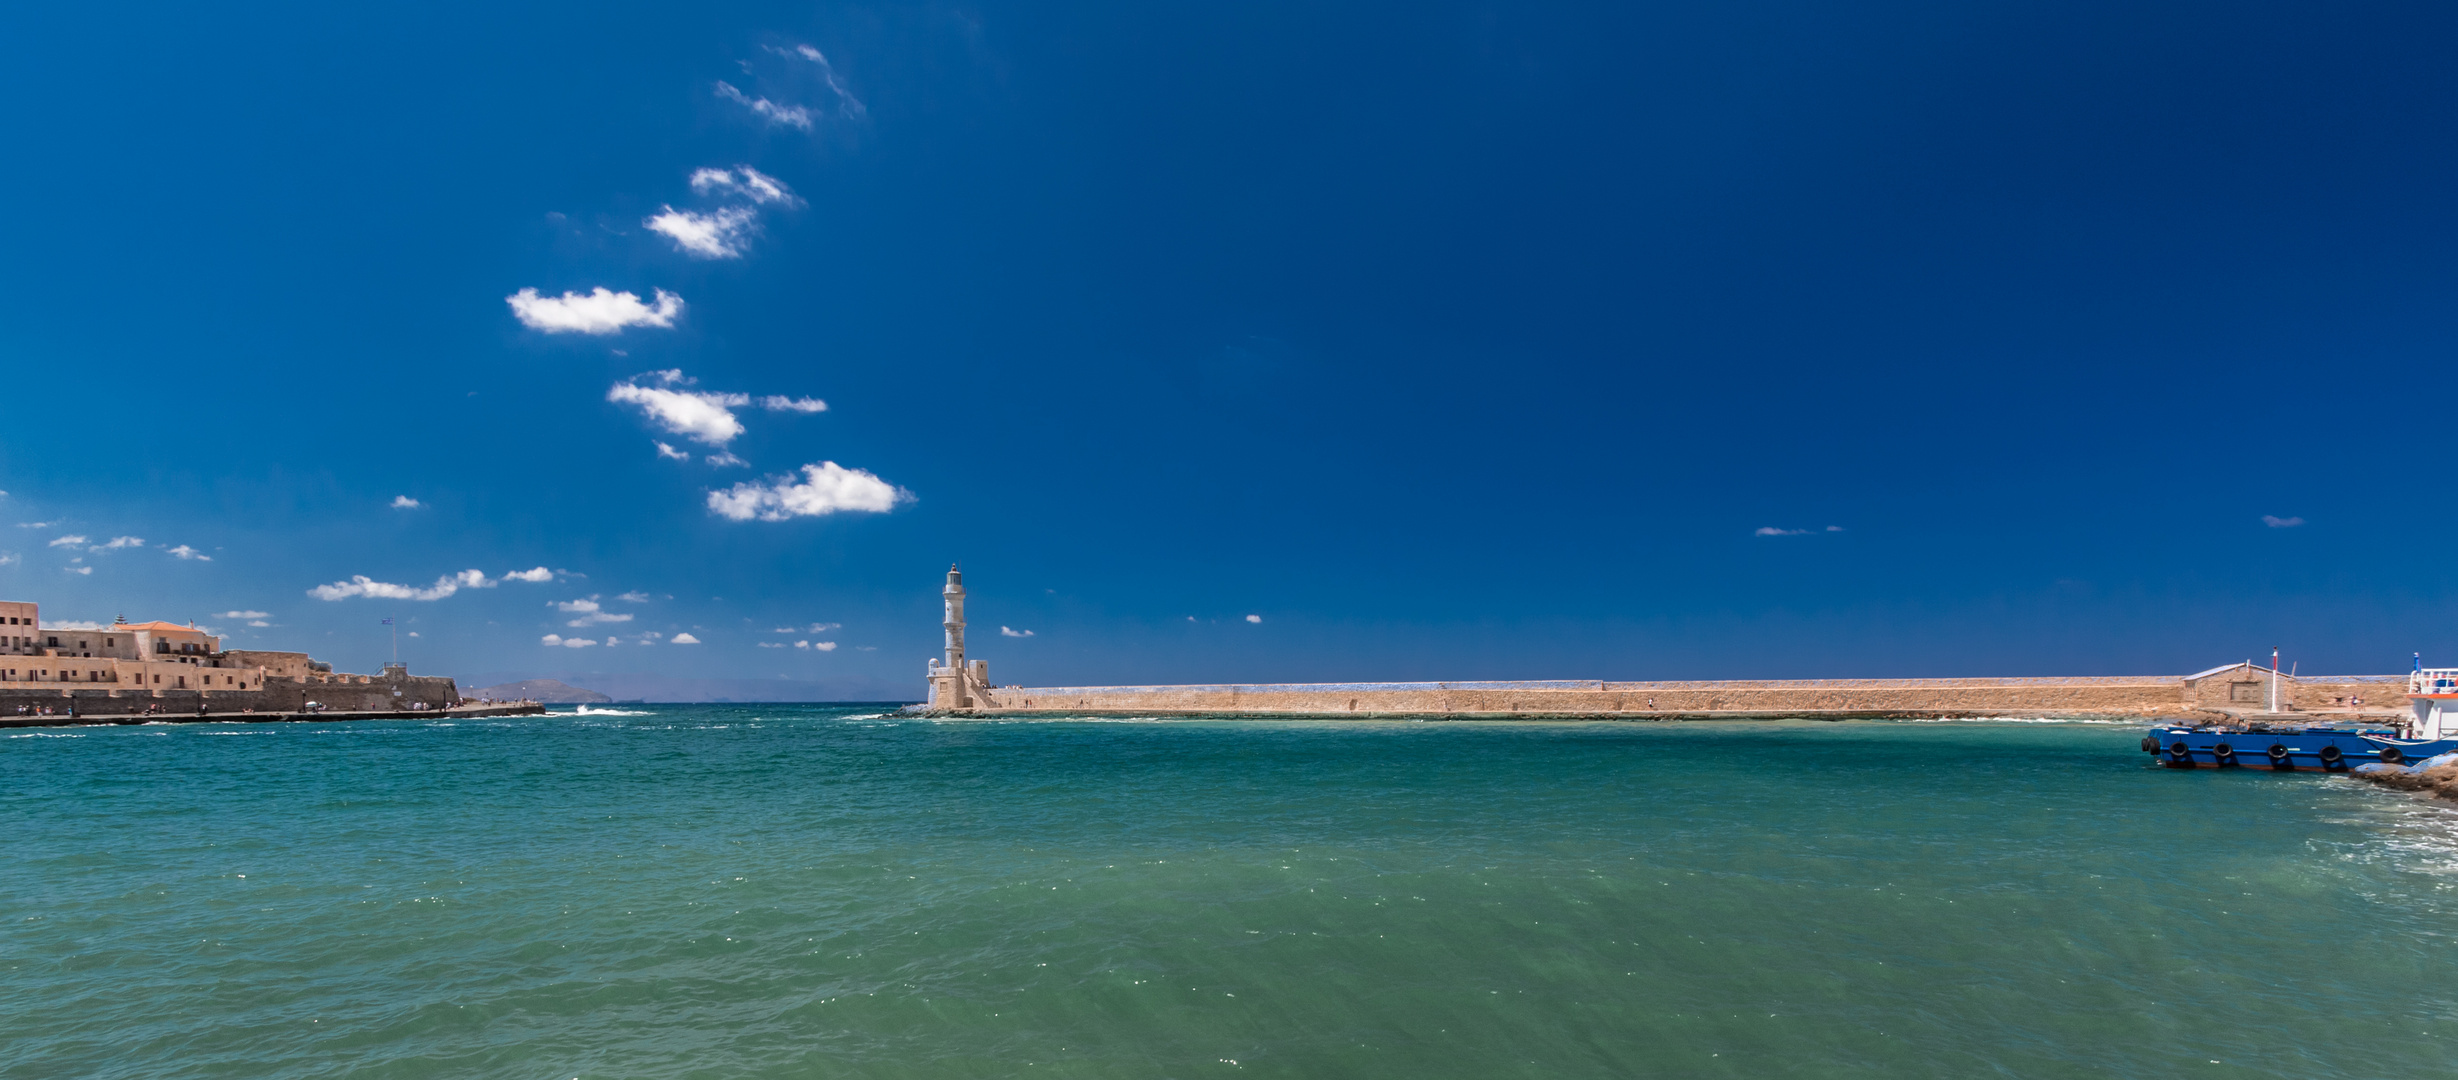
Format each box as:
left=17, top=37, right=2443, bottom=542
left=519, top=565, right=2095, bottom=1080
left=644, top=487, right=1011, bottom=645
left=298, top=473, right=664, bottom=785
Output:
left=926, top=565, right=987, bottom=710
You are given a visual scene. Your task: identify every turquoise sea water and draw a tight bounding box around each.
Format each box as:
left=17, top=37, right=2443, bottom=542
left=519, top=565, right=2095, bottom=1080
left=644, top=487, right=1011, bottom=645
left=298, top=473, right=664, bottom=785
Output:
left=4, top=709, right=2455, bottom=1079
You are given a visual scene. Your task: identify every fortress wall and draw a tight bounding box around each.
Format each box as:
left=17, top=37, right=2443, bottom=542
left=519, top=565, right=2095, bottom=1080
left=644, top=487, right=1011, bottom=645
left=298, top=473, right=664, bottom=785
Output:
left=4, top=687, right=269, bottom=715
left=2285, top=676, right=2408, bottom=710
left=968, top=674, right=2420, bottom=718
left=0, top=673, right=459, bottom=716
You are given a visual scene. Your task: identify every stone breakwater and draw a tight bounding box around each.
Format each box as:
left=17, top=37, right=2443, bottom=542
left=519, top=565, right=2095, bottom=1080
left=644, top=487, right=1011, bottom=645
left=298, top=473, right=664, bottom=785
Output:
left=0, top=702, right=547, bottom=730
left=949, top=667, right=2414, bottom=720
left=2353, top=755, right=2458, bottom=802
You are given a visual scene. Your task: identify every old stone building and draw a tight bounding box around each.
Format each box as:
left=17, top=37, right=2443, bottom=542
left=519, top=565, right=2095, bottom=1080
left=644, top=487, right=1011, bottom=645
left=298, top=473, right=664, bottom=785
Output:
left=0, top=600, right=459, bottom=714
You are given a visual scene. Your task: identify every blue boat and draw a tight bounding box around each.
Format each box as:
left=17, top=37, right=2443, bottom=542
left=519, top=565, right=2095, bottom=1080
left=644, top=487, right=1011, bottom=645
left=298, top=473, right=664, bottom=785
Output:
left=2142, top=725, right=2458, bottom=771
left=2146, top=661, right=2458, bottom=771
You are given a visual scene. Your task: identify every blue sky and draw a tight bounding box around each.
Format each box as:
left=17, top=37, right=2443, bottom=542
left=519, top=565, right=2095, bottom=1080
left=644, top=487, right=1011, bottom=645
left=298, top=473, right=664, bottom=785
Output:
left=4, top=0, right=2457, bottom=696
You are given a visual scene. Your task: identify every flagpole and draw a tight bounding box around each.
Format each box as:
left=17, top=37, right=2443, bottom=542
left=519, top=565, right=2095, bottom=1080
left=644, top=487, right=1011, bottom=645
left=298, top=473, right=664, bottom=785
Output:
left=2269, top=647, right=2279, bottom=713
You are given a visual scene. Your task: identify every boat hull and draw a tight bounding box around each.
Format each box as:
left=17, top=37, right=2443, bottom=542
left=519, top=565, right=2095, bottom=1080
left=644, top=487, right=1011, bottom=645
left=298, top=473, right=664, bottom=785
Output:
left=2143, top=726, right=2458, bottom=772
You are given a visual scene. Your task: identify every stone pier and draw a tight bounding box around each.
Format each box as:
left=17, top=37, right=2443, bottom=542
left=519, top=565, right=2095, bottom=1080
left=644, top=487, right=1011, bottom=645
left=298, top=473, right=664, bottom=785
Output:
left=934, top=664, right=2413, bottom=721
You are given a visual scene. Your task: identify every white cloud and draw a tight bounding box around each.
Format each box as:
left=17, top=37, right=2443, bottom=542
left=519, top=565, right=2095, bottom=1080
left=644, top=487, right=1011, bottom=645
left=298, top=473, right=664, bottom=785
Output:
left=167, top=545, right=211, bottom=561
left=714, top=81, right=814, bottom=129
left=502, top=567, right=555, bottom=583
left=66, top=566, right=92, bottom=575
left=558, top=596, right=634, bottom=627
left=653, top=168, right=799, bottom=260
left=1754, top=527, right=1811, bottom=536
left=689, top=166, right=798, bottom=206
left=615, top=591, right=650, bottom=603
left=249, top=620, right=270, bottom=627
left=407, top=631, right=419, bottom=637
left=792, top=640, right=838, bottom=651
left=49, top=620, right=108, bottom=630
left=392, top=496, right=422, bottom=509
left=540, top=634, right=598, bottom=648
left=506, top=287, right=684, bottom=334
left=92, top=536, right=143, bottom=551
left=1245, top=614, right=1262, bottom=623
left=645, top=205, right=758, bottom=259
left=0, top=553, right=18, bottom=566
left=765, top=43, right=867, bottom=119
left=808, top=622, right=840, bottom=632
left=608, top=380, right=750, bottom=446
left=216, top=610, right=272, bottom=620
left=1001, top=626, right=1034, bottom=637
left=671, top=632, right=701, bottom=644
left=706, top=462, right=910, bottom=521
left=2263, top=515, right=2306, bottom=528
left=309, top=569, right=491, bottom=601
left=610, top=372, right=828, bottom=455
left=49, top=535, right=87, bottom=547
left=759, top=641, right=785, bottom=648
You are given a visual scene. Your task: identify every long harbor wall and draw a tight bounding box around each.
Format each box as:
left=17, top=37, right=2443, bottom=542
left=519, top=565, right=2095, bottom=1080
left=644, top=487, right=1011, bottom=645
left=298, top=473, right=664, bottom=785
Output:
left=955, top=667, right=2416, bottom=720
left=0, top=702, right=547, bottom=730
left=0, top=668, right=460, bottom=717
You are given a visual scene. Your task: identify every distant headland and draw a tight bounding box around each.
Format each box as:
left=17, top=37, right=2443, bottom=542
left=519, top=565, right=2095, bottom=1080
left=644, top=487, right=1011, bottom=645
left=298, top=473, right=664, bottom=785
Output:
left=466, top=678, right=613, bottom=704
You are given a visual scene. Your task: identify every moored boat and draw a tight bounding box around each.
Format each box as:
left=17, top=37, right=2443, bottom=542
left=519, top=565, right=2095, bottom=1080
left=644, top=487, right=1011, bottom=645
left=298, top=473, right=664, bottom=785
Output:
left=2143, top=661, right=2458, bottom=771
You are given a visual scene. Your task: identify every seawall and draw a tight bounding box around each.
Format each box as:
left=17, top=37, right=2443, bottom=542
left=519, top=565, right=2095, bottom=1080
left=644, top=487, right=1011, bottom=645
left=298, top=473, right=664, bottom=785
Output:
left=0, top=670, right=460, bottom=716
left=951, top=667, right=2413, bottom=720
left=0, top=702, right=548, bottom=730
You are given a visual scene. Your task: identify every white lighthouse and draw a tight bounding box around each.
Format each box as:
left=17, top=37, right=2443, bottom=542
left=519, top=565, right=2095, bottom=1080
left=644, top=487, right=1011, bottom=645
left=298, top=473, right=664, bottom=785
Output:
left=926, top=565, right=989, bottom=710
